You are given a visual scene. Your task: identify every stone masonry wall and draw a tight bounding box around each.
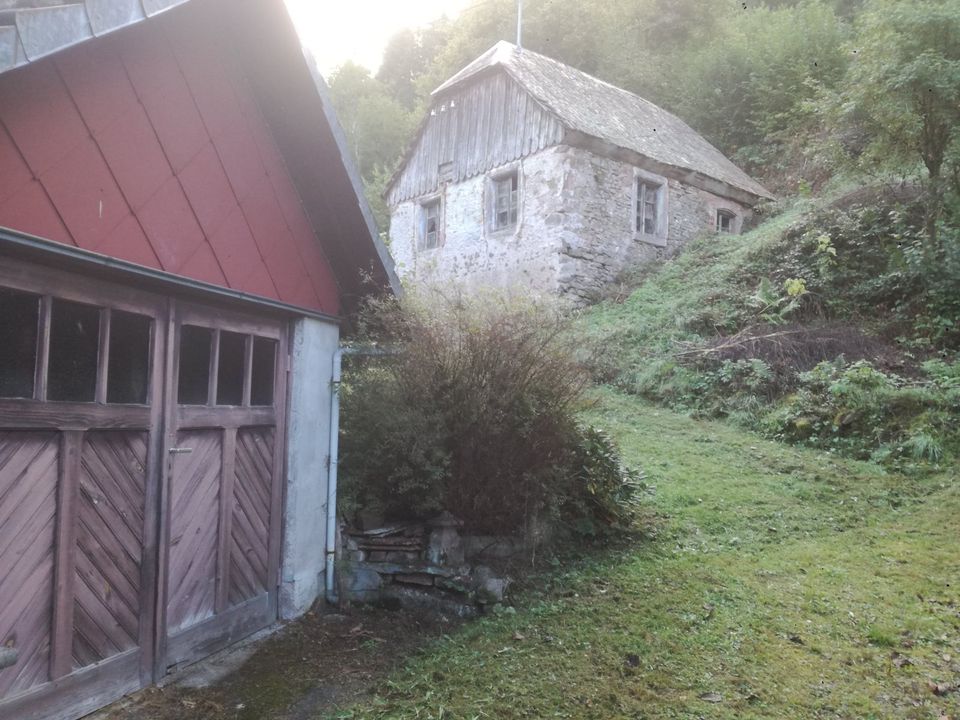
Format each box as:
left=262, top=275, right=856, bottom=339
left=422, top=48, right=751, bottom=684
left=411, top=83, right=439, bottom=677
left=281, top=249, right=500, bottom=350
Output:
left=389, top=147, right=569, bottom=296
left=389, top=144, right=753, bottom=303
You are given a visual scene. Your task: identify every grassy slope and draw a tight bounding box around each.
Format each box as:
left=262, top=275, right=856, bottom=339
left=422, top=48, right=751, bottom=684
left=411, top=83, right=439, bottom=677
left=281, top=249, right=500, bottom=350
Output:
left=578, top=204, right=806, bottom=391
left=328, top=389, right=959, bottom=720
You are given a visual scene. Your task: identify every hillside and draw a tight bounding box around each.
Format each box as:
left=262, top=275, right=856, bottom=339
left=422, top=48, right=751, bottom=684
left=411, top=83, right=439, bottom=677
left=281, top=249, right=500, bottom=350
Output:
left=329, top=390, right=960, bottom=719
left=578, top=185, right=960, bottom=469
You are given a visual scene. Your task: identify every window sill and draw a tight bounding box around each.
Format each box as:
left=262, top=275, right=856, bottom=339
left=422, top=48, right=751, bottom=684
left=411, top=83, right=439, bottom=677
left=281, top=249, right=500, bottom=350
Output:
left=635, top=233, right=667, bottom=248
left=486, top=224, right=519, bottom=239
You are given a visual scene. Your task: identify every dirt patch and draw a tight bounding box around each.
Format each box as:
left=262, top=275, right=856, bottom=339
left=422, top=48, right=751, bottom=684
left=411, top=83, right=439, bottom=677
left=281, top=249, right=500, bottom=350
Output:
left=98, top=606, right=463, bottom=720
left=689, top=322, right=917, bottom=376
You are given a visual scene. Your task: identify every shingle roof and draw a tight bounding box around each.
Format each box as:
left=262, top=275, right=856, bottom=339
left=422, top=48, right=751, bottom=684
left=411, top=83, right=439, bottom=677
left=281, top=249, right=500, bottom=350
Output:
left=434, top=41, right=772, bottom=201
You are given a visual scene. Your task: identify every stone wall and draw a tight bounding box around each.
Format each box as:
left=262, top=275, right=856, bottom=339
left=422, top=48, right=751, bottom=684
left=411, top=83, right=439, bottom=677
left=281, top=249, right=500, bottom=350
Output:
left=389, top=148, right=568, bottom=297
left=388, top=144, right=753, bottom=303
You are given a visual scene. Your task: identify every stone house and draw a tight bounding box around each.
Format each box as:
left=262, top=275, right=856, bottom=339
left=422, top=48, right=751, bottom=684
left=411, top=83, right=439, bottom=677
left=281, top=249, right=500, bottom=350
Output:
left=387, top=41, right=773, bottom=303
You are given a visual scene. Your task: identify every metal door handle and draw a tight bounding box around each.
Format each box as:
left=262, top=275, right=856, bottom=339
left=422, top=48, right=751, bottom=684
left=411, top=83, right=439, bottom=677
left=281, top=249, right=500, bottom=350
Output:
left=168, top=447, right=193, bottom=454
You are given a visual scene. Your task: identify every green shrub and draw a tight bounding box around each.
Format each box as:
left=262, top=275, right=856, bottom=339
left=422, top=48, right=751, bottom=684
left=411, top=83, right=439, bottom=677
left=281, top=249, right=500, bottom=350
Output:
left=339, top=290, right=642, bottom=541
left=763, top=359, right=959, bottom=466
left=563, top=426, right=647, bottom=539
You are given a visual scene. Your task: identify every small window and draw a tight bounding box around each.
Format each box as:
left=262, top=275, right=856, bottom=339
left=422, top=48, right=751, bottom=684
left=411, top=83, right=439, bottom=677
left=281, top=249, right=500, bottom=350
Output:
left=107, top=310, right=152, bottom=405
left=716, top=210, right=735, bottom=233
left=636, top=181, right=661, bottom=236
left=216, top=331, right=246, bottom=406
left=178, top=325, right=213, bottom=405
left=492, top=172, right=519, bottom=231
left=419, top=200, right=441, bottom=250
left=48, top=300, right=101, bottom=402
left=0, top=288, right=40, bottom=399
left=250, top=337, right=276, bottom=406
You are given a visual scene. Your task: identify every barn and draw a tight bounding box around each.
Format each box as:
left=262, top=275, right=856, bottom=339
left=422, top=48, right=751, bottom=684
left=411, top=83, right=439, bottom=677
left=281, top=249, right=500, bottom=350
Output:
left=0, top=1, right=398, bottom=718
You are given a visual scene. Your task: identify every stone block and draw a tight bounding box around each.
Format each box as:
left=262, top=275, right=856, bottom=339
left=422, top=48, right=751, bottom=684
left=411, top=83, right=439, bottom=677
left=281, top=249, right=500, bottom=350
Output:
left=343, top=567, right=382, bottom=594
left=394, top=573, right=435, bottom=587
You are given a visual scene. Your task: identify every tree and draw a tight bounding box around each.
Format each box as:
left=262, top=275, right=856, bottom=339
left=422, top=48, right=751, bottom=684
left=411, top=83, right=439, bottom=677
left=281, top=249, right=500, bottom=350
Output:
left=327, top=63, right=414, bottom=179
left=832, top=0, right=960, bottom=255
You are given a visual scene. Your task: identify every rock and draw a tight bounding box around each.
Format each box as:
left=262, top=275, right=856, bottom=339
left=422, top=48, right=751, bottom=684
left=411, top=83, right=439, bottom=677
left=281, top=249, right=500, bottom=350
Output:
left=381, top=585, right=478, bottom=618
left=473, top=565, right=510, bottom=604
left=343, top=567, right=381, bottom=595
left=427, top=515, right=465, bottom=566
left=384, top=551, right=421, bottom=564
left=319, top=613, right=348, bottom=624
left=394, top=573, right=435, bottom=587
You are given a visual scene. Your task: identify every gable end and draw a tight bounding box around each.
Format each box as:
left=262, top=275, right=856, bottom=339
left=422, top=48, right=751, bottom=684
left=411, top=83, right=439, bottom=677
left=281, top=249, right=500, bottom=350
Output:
left=387, top=70, right=564, bottom=206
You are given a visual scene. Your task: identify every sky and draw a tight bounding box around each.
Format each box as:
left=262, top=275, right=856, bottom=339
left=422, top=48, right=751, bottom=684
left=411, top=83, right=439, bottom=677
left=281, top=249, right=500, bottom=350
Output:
left=284, top=0, right=472, bottom=76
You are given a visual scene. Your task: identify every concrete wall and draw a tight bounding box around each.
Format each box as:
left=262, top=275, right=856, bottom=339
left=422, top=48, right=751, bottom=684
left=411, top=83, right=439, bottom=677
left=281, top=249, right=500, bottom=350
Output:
left=389, top=144, right=752, bottom=303
left=280, top=316, right=339, bottom=619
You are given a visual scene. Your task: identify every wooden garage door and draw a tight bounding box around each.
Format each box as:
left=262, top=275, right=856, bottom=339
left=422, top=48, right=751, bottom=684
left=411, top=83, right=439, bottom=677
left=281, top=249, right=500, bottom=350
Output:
left=160, top=302, right=287, bottom=671
left=0, top=258, right=290, bottom=719
left=0, top=259, right=165, bottom=720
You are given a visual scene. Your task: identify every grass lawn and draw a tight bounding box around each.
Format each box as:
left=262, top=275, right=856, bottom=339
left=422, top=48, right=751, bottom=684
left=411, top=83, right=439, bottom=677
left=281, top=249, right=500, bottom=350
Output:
left=328, top=388, right=959, bottom=719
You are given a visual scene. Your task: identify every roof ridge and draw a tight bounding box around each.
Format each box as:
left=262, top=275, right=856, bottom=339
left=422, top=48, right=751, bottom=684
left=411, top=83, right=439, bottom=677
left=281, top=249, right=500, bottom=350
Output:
left=424, top=38, right=772, bottom=201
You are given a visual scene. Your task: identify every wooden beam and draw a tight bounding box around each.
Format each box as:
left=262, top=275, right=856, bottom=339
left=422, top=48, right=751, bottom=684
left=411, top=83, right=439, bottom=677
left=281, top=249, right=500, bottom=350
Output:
left=215, top=427, right=237, bottom=614
left=34, top=295, right=51, bottom=402
left=50, top=430, right=82, bottom=680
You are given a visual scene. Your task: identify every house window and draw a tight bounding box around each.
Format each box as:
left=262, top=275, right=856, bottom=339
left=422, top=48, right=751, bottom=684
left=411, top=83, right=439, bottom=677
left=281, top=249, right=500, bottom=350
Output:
left=419, top=199, right=441, bottom=250
left=716, top=209, right=735, bottom=233
left=492, top=172, right=519, bottom=231
left=636, top=180, right=661, bottom=236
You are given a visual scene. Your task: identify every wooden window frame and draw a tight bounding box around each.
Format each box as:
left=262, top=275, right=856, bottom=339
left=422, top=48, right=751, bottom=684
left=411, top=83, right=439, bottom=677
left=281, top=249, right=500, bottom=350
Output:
left=716, top=209, right=736, bottom=234
left=0, top=260, right=163, bottom=408
left=632, top=170, right=668, bottom=247
left=487, top=168, right=520, bottom=234
left=418, top=197, right=442, bottom=251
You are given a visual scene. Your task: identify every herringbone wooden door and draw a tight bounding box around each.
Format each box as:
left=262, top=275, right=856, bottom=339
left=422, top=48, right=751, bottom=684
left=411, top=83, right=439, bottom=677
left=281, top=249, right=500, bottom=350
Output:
left=73, top=431, right=148, bottom=668
left=160, top=302, right=286, bottom=671
left=0, top=258, right=166, bottom=720
left=0, top=431, right=59, bottom=698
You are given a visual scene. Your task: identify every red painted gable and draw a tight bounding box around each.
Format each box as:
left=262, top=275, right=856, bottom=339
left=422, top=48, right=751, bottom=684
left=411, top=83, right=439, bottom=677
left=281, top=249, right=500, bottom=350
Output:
left=0, top=6, right=340, bottom=315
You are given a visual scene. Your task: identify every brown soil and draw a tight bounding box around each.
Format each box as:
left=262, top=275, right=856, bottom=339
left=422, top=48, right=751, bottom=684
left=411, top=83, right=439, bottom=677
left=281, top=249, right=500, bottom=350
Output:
left=99, top=605, right=463, bottom=720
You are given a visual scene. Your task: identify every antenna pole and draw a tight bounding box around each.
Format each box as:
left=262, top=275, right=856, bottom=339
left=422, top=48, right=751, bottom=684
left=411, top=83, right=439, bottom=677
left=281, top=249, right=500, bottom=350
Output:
left=516, top=0, right=523, bottom=49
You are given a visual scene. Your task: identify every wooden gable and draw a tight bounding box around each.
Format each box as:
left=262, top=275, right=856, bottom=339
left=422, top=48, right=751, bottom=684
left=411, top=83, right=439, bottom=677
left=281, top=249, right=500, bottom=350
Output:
left=387, top=70, right=565, bottom=206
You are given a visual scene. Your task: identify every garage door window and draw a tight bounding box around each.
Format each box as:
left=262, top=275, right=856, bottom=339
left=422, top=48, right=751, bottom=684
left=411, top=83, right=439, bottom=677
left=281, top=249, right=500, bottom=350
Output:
left=1, top=288, right=154, bottom=405
left=178, top=327, right=277, bottom=407
left=0, top=288, right=40, bottom=399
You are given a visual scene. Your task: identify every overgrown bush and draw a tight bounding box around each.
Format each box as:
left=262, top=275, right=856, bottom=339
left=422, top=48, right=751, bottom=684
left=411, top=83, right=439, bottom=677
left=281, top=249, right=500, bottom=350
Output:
left=758, top=191, right=960, bottom=349
left=762, top=358, right=960, bottom=467
left=339, top=290, right=642, bottom=541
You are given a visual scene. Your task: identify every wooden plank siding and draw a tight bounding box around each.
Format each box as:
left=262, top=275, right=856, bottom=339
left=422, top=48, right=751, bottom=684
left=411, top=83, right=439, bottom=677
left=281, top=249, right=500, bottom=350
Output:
left=388, top=72, right=564, bottom=205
